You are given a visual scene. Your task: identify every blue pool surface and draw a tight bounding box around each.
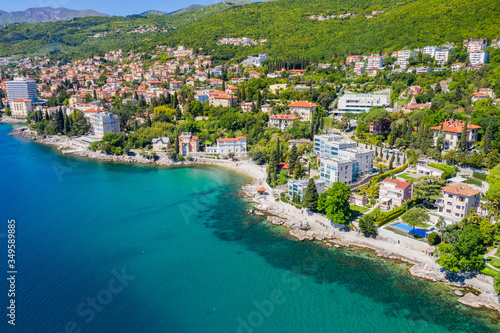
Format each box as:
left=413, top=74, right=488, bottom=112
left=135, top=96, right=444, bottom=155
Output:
left=393, top=223, right=428, bottom=238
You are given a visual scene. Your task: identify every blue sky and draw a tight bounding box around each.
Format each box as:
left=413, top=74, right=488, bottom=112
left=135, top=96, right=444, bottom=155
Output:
left=0, top=0, right=231, bottom=16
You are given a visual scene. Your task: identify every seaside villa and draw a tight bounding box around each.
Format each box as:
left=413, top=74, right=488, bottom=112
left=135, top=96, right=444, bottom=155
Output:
left=436, top=183, right=481, bottom=222
left=379, top=178, right=412, bottom=210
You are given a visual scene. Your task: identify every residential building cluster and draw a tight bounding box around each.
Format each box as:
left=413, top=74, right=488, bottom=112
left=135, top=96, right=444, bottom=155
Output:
left=218, top=37, right=268, bottom=46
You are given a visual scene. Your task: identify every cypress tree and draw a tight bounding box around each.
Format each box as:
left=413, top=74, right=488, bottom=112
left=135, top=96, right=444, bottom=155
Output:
left=175, top=106, right=182, bottom=121
left=56, top=108, right=64, bottom=133
left=269, top=149, right=279, bottom=184
left=289, top=145, right=298, bottom=173
left=146, top=115, right=152, bottom=127
left=483, top=122, right=493, bottom=154
left=173, top=92, right=178, bottom=109
left=174, top=134, right=180, bottom=154
left=389, top=154, right=394, bottom=170
left=302, top=178, right=319, bottom=211
left=460, top=121, right=468, bottom=151
left=63, top=112, right=70, bottom=135
left=276, top=138, right=280, bottom=162
left=436, top=122, right=444, bottom=152
left=241, top=83, right=246, bottom=102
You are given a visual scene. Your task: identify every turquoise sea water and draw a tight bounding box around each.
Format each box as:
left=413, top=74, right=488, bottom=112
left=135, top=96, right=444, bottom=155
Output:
left=0, top=122, right=499, bottom=333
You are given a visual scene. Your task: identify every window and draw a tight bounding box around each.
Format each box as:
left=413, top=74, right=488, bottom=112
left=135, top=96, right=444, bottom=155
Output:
left=447, top=194, right=453, bottom=198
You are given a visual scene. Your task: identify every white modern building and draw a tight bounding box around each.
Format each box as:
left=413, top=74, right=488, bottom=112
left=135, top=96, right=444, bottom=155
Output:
left=366, top=56, right=384, bottom=69
left=243, top=54, right=268, bottom=66
left=336, top=89, right=390, bottom=114
left=469, top=51, right=489, bottom=65
left=90, top=112, right=120, bottom=138
left=314, top=133, right=374, bottom=186
left=422, top=46, right=439, bottom=58
left=396, top=50, right=416, bottom=66
left=287, top=178, right=326, bottom=201
left=435, top=50, right=451, bottom=64
left=206, top=137, right=247, bottom=157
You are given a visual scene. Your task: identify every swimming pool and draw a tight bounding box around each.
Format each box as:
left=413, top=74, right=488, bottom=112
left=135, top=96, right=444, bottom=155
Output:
left=392, top=223, right=428, bottom=238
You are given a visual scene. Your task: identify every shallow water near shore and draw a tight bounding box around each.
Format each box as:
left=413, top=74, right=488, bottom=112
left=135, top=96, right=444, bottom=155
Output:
left=1, top=122, right=500, bottom=333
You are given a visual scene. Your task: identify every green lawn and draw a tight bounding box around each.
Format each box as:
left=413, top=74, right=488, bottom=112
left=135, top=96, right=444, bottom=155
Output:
left=350, top=205, right=369, bottom=219
left=351, top=205, right=369, bottom=213
left=397, top=173, right=414, bottom=180
left=481, top=267, right=499, bottom=277
left=487, top=257, right=500, bottom=269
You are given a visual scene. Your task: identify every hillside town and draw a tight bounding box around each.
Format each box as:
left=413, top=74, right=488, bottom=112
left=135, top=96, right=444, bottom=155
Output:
left=2, top=34, right=500, bottom=306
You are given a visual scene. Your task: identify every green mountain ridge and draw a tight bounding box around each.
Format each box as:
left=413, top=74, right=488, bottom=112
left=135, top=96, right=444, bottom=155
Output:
left=0, top=0, right=499, bottom=61
left=164, top=0, right=500, bottom=61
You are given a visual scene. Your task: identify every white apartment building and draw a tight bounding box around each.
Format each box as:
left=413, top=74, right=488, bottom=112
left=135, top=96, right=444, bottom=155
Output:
left=287, top=178, right=326, bottom=201
left=206, top=137, right=247, bottom=157
left=336, top=89, right=390, bottom=114
left=314, top=133, right=374, bottom=186
left=435, top=50, right=451, bottom=64
left=436, top=184, right=481, bottom=222
left=467, top=39, right=488, bottom=53
left=396, top=50, right=416, bottom=66
left=319, top=156, right=357, bottom=186
left=366, top=56, right=384, bottom=69
left=422, top=46, right=439, bottom=58
left=469, top=51, right=489, bottom=65
left=9, top=98, right=32, bottom=117
left=90, top=112, right=120, bottom=138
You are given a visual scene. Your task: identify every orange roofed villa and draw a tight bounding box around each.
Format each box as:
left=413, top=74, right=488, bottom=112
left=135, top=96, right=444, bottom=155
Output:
left=268, top=114, right=300, bottom=131
left=179, top=132, right=199, bottom=156
left=430, top=120, right=480, bottom=151
left=436, top=184, right=481, bottom=223
left=288, top=101, right=317, bottom=121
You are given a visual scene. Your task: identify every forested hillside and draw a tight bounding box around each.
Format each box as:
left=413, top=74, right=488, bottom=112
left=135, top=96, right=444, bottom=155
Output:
left=0, top=0, right=499, bottom=61
left=0, top=2, right=240, bottom=59
left=167, top=0, right=500, bottom=61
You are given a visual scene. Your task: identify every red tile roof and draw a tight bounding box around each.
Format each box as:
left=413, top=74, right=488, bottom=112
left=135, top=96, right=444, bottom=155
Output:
left=217, top=137, right=246, bottom=142
left=382, top=178, right=411, bottom=189
left=270, top=114, right=300, bottom=120
left=441, top=184, right=480, bottom=197
left=430, top=120, right=481, bottom=133
left=289, top=101, right=317, bottom=108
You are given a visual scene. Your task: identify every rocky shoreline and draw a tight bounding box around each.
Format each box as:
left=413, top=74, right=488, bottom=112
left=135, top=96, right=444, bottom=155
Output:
left=240, top=183, right=500, bottom=314
left=1, top=116, right=29, bottom=124
left=8, top=125, right=500, bottom=314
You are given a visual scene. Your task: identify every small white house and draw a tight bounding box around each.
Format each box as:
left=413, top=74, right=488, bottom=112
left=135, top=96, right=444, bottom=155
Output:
left=416, top=164, right=444, bottom=178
